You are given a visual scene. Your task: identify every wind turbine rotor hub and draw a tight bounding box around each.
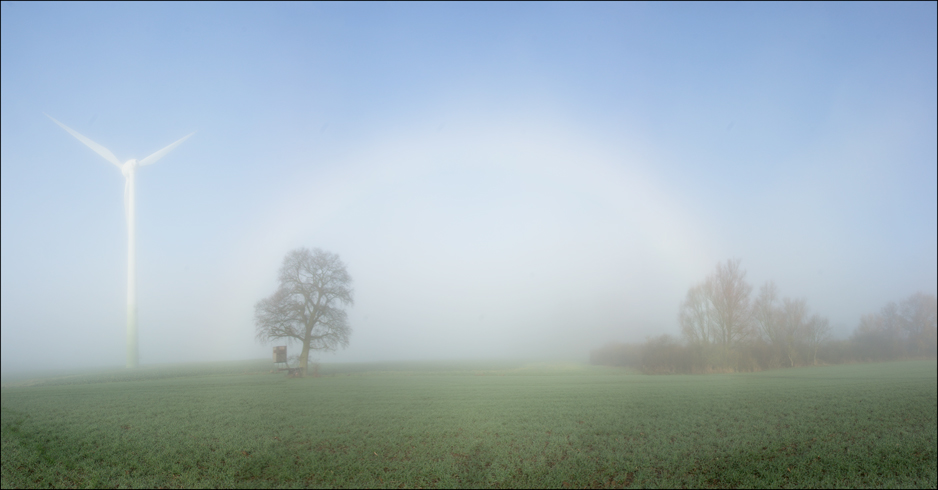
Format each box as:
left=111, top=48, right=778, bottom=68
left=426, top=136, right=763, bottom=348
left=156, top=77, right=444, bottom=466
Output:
left=121, top=159, right=138, bottom=177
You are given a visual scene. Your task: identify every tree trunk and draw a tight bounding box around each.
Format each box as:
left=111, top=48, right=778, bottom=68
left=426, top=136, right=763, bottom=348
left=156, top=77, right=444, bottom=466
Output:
left=299, top=342, right=310, bottom=377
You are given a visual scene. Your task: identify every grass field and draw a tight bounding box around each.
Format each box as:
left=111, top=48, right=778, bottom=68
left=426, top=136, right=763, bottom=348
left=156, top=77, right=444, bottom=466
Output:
left=2, top=360, right=935, bottom=488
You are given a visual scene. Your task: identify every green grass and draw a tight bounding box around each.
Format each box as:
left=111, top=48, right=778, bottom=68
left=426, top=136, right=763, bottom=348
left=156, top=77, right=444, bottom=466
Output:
left=2, top=360, right=935, bottom=488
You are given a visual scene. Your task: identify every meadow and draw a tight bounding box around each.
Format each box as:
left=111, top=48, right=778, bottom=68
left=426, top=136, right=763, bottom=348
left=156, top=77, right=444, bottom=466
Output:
left=2, top=360, right=935, bottom=488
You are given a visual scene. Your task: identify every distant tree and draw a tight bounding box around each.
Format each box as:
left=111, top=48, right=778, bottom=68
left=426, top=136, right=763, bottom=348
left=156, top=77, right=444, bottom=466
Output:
left=255, top=248, right=353, bottom=376
left=853, top=312, right=891, bottom=361
left=779, top=297, right=809, bottom=367
left=898, top=292, right=937, bottom=357
left=853, top=292, right=938, bottom=361
left=854, top=301, right=902, bottom=361
left=752, top=281, right=784, bottom=366
left=707, top=259, right=753, bottom=366
left=881, top=301, right=904, bottom=351
left=805, top=314, right=830, bottom=366
left=677, top=259, right=754, bottom=370
left=817, top=337, right=853, bottom=365
left=679, top=282, right=715, bottom=346
left=641, top=334, right=690, bottom=374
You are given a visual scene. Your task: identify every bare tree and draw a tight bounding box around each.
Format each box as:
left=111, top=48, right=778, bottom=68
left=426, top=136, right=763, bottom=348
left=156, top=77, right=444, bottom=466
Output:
left=255, top=248, right=353, bottom=376
left=752, top=281, right=784, bottom=366
left=779, top=297, right=809, bottom=367
left=753, top=282, right=781, bottom=340
left=805, top=314, right=830, bottom=365
left=899, top=292, right=937, bottom=357
left=707, top=259, right=753, bottom=365
left=679, top=282, right=715, bottom=346
left=853, top=311, right=892, bottom=361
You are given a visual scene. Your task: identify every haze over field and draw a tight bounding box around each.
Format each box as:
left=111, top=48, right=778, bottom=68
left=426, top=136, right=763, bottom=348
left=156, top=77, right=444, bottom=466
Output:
left=1, top=3, right=935, bottom=371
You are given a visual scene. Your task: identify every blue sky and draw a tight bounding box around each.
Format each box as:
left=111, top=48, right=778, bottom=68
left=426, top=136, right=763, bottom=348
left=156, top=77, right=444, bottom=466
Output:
left=2, top=2, right=935, bottom=370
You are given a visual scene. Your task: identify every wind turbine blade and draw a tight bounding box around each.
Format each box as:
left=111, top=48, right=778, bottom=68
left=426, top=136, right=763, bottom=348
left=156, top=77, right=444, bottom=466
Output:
left=139, top=132, right=194, bottom=167
left=45, top=113, right=123, bottom=169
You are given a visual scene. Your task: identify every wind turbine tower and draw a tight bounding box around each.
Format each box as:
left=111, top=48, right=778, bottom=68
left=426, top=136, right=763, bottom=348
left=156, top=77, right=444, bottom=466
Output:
left=47, top=114, right=193, bottom=368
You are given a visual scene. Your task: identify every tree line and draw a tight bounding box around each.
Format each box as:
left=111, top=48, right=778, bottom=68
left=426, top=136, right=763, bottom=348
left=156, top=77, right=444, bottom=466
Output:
left=590, top=259, right=937, bottom=374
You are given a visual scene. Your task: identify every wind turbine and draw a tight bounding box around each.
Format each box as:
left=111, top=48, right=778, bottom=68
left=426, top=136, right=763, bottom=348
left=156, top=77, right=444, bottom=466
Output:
left=46, top=114, right=193, bottom=368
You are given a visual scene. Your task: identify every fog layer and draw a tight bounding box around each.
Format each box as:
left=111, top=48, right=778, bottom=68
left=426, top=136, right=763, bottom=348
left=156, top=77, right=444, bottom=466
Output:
left=2, top=3, right=935, bottom=371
